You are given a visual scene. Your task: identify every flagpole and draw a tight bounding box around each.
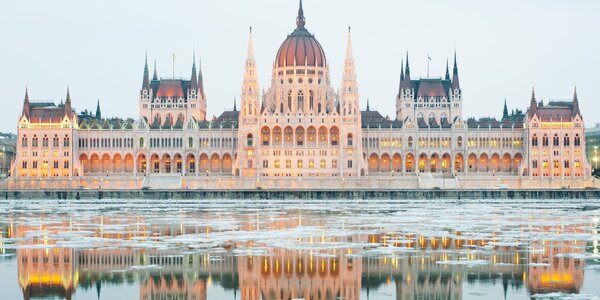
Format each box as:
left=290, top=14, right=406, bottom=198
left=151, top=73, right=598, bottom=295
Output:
left=427, top=52, right=430, bottom=78
left=172, top=52, right=176, bottom=78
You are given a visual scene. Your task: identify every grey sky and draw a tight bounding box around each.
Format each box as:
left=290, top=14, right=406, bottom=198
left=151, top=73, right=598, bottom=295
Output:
left=1, top=0, right=599, bottom=133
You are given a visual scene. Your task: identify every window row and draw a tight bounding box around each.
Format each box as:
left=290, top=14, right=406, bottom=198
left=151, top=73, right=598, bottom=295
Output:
left=22, top=134, right=70, bottom=148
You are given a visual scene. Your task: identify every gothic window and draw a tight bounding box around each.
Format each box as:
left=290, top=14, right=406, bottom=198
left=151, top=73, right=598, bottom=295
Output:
left=309, top=90, right=314, bottom=111
left=575, top=134, right=581, bottom=146
left=188, top=137, right=193, bottom=148
left=298, top=91, right=304, bottom=112
left=52, top=135, right=59, bottom=147
left=564, top=135, right=570, bottom=146
left=532, top=135, right=538, bottom=147
left=317, top=103, right=322, bottom=113
left=247, top=133, right=253, bottom=147
left=63, top=135, right=70, bottom=147
left=287, top=91, right=292, bottom=111
left=280, top=103, right=284, bottom=113
left=457, top=136, right=463, bottom=147
left=42, top=135, right=49, bottom=148
left=330, top=127, right=339, bottom=146
left=139, top=137, right=144, bottom=148
left=408, top=136, right=413, bottom=147
left=347, top=133, right=353, bottom=146
left=22, top=135, right=27, bottom=147
left=542, top=134, right=549, bottom=146
left=553, top=134, right=559, bottom=146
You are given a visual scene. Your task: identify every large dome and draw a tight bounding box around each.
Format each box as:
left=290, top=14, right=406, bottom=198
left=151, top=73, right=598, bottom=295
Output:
left=275, top=1, right=326, bottom=68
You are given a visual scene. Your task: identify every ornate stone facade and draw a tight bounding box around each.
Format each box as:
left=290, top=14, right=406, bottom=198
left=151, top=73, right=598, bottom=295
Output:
left=10, top=0, right=593, bottom=188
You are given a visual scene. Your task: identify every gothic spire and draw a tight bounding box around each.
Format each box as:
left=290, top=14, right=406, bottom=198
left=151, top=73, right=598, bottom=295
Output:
left=95, top=99, right=101, bottom=119
left=503, top=99, right=509, bottom=120
left=142, top=52, right=150, bottom=90
left=573, top=86, right=580, bottom=116
left=191, top=52, right=198, bottom=91
left=198, top=56, right=205, bottom=96
left=296, top=0, right=306, bottom=28
left=530, top=86, right=537, bottom=114
left=152, top=60, right=158, bottom=81
left=233, top=97, right=237, bottom=112
left=66, top=87, right=71, bottom=102
left=247, top=26, right=255, bottom=60
left=400, top=59, right=405, bottom=81
left=24, top=86, right=29, bottom=102
left=405, top=52, right=411, bottom=80
left=445, top=59, right=450, bottom=80
left=451, top=50, right=460, bottom=90
left=366, top=98, right=370, bottom=111
left=22, top=86, right=30, bottom=118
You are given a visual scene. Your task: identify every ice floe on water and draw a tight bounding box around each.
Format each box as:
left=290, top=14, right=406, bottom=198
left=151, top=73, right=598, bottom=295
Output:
left=532, top=293, right=600, bottom=300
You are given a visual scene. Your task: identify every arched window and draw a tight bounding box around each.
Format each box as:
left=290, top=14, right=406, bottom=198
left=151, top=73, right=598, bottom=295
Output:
left=347, top=133, right=353, bottom=146
left=32, top=135, right=38, bottom=147
left=188, top=137, right=193, bottom=148
left=564, top=134, right=570, bottom=146
left=21, top=135, right=28, bottom=147
left=309, top=90, right=314, bottom=111
left=408, top=136, right=413, bottom=147
left=287, top=91, right=292, bottom=111
left=52, top=135, right=59, bottom=147
left=575, top=134, right=581, bottom=146
left=297, top=91, right=304, bottom=112
left=457, top=136, right=463, bottom=147
left=532, top=134, right=538, bottom=147
left=261, top=127, right=270, bottom=146
left=63, top=135, right=70, bottom=147
left=246, top=133, right=253, bottom=146
left=42, top=135, right=49, bottom=148
left=139, top=137, right=144, bottom=148
left=330, top=127, right=339, bottom=146
left=553, top=134, right=559, bottom=146
left=317, top=103, right=322, bottom=113
left=542, top=134, right=549, bottom=146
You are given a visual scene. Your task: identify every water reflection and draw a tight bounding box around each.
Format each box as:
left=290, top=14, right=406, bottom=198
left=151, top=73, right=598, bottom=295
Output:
left=0, top=202, right=598, bottom=300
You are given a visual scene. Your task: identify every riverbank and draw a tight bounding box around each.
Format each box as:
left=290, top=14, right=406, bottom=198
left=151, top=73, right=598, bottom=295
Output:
left=2, top=188, right=600, bottom=200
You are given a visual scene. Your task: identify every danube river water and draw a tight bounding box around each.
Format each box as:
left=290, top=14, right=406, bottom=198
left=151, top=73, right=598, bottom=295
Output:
left=1, top=199, right=599, bottom=300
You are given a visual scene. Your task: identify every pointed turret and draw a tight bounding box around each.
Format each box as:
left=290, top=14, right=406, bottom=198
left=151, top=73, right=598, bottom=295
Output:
left=530, top=86, right=537, bottom=115
left=503, top=99, right=509, bottom=120
left=451, top=51, right=460, bottom=90
left=233, top=97, right=237, bottom=112
left=142, top=52, right=150, bottom=90
left=341, top=26, right=359, bottom=116
left=190, top=53, right=198, bottom=91
left=296, top=0, right=306, bottom=29
left=241, top=27, right=260, bottom=117
left=22, top=87, right=30, bottom=118
left=152, top=60, right=158, bottom=81
left=198, top=56, right=205, bottom=97
left=405, top=52, right=411, bottom=80
left=400, top=59, right=405, bottom=81
left=572, top=86, right=580, bottom=116
left=445, top=59, right=450, bottom=80
left=366, top=99, right=370, bottom=111
left=63, top=87, right=73, bottom=119
left=95, top=99, right=101, bottom=119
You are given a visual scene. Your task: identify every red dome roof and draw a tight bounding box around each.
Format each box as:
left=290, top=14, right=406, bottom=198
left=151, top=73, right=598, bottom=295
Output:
left=275, top=1, right=326, bottom=68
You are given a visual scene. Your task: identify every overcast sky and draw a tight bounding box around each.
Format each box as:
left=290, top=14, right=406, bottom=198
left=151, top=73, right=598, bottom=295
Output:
left=1, top=0, right=599, bottom=133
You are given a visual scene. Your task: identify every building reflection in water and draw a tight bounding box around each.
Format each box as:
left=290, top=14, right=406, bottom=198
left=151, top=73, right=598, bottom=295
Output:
left=1, top=214, right=593, bottom=300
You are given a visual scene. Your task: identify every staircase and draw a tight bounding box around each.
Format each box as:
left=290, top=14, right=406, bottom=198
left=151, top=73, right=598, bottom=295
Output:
left=418, top=173, right=459, bottom=189
left=143, top=175, right=182, bottom=189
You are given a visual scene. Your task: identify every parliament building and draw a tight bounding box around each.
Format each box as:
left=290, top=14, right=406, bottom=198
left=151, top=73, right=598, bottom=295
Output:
left=10, top=1, right=594, bottom=190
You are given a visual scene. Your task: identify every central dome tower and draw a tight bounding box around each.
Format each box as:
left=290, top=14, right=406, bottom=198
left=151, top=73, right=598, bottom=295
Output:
left=275, top=0, right=326, bottom=68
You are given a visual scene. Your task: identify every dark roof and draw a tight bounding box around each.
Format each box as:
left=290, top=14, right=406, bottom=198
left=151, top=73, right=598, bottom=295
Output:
left=27, top=101, right=72, bottom=123
left=360, top=110, right=402, bottom=129
left=534, top=101, right=576, bottom=122
left=467, top=117, right=523, bottom=129
left=152, top=79, right=191, bottom=99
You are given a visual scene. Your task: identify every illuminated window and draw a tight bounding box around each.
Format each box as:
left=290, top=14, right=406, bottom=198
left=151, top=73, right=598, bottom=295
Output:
left=286, top=160, right=291, bottom=168
left=320, top=160, right=326, bottom=168
left=543, top=160, right=549, bottom=168
left=297, top=160, right=303, bottom=168
left=274, top=160, right=280, bottom=169
left=309, top=160, right=314, bottom=168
